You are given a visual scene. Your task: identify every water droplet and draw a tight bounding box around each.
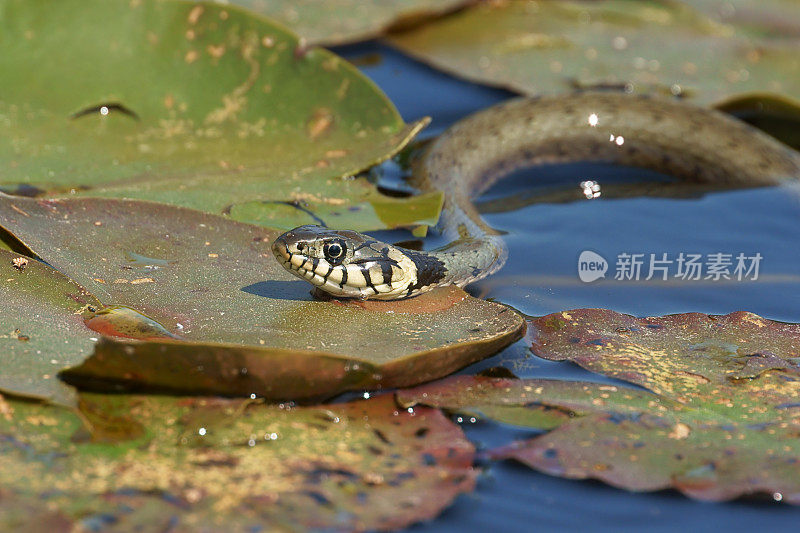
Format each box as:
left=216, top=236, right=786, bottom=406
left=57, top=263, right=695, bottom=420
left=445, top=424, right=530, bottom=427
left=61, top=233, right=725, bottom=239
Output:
left=248, top=439, right=256, bottom=447
left=99, top=106, right=109, bottom=116
left=774, top=492, right=783, bottom=501
left=363, top=392, right=370, bottom=399
left=198, top=427, right=206, bottom=436
left=250, top=393, right=257, bottom=399
left=588, top=113, right=599, bottom=127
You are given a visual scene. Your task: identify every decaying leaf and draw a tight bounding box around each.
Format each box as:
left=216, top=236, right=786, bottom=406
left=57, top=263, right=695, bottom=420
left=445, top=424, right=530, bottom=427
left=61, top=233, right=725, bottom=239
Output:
left=0, top=393, right=476, bottom=530
left=399, top=310, right=800, bottom=502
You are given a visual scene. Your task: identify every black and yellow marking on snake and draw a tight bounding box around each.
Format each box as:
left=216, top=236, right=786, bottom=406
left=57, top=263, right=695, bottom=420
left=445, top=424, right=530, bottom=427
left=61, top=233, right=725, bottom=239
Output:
left=273, top=92, right=800, bottom=300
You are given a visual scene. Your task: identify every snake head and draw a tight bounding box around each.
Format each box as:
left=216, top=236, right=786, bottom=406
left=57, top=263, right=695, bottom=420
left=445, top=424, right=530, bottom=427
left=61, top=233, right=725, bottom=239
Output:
left=272, top=225, right=419, bottom=300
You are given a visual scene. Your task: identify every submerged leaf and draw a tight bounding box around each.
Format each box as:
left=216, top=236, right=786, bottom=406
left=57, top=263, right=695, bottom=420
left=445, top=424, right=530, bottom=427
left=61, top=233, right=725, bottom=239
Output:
left=389, top=0, right=800, bottom=107
left=0, top=0, right=434, bottom=231
left=0, top=196, right=524, bottom=399
left=0, top=249, right=99, bottom=405
left=0, top=393, right=476, bottom=530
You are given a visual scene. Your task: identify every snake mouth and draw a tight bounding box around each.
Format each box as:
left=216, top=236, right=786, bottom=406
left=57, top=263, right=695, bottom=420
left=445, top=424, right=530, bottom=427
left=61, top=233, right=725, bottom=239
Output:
left=271, top=237, right=327, bottom=288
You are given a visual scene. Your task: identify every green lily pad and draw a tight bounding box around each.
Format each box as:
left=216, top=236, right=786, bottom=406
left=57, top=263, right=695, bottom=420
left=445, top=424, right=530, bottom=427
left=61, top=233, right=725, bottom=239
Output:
left=0, top=196, right=524, bottom=399
left=230, top=0, right=475, bottom=45
left=0, top=0, right=435, bottom=231
left=0, top=392, right=476, bottom=530
left=0, top=249, right=100, bottom=406
left=227, top=184, right=444, bottom=232
left=688, top=0, right=800, bottom=38
left=389, top=0, right=800, bottom=107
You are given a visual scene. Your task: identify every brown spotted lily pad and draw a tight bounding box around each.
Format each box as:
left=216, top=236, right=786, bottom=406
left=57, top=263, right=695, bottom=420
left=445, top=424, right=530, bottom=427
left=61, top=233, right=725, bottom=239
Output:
left=389, top=0, right=800, bottom=107
left=399, top=310, right=800, bottom=502
left=0, top=392, right=475, bottom=530
left=0, top=0, right=439, bottom=232
left=0, top=196, right=524, bottom=400
left=0, top=249, right=99, bottom=405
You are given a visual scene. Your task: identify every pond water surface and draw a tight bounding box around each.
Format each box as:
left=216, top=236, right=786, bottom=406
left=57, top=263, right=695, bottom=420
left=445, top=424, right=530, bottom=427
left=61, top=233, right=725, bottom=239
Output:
left=334, top=42, right=800, bottom=532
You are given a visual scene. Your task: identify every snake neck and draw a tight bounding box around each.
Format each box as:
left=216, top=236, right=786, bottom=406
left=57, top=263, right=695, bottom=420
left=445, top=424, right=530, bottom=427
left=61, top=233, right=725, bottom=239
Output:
left=410, top=92, right=800, bottom=289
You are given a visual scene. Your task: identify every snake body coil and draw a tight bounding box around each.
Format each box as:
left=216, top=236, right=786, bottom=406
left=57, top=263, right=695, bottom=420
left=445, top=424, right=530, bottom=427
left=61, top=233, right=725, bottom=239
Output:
left=273, top=92, right=800, bottom=300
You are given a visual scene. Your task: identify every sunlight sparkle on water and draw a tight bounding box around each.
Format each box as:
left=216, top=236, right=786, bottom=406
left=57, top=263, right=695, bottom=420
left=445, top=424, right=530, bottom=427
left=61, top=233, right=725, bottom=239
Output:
left=588, top=113, right=599, bottom=127
left=580, top=180, right=601, bottom=199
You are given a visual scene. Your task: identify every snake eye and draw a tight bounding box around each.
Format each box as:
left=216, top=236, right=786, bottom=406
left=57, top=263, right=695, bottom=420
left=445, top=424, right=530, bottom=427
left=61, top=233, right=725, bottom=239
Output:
left=296, top=242, right=305, bottom=252
left=323, top=240, right=345, bottom=264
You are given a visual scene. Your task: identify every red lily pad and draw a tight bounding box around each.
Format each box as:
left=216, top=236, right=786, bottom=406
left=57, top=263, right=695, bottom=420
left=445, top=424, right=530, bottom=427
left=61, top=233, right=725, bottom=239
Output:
left=398, top=310, right=800, bottom=502
left=0, top=195, right=524, bottom=399
left=0, top=392, right=476, bottom=530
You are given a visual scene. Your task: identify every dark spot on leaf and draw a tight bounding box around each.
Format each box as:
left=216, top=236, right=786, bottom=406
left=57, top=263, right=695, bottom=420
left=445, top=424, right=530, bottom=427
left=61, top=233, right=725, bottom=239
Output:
left=303, top=490, right=332, bottom=506
left=373, top=428, right=391, bottom=445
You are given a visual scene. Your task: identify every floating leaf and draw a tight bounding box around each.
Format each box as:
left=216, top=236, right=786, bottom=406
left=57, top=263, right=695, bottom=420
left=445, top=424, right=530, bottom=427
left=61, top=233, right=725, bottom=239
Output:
left=0, top=249, right=99, bottom=405
left=0, top=196, right=524, bottom=399
left=526, top=309, right=800, bottom=409
left=0, top=0, right=434, bottom=230
left=397, top=375, right=673, bottom=430
left=421, top=309, right=800, bottom=502
left=389, top=0, right=800, bottom=107
left=230, top=0, right=475, bottom=45
left=402, top=359, right=800, bottom=502
left=0, top=393, right=476, bottom=530
left=227, top=185, right=444, bottom=232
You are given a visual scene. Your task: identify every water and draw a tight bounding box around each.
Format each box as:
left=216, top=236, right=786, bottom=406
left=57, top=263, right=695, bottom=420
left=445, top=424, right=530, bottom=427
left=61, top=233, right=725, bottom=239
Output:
left=333, top=42, right=800, bottom=531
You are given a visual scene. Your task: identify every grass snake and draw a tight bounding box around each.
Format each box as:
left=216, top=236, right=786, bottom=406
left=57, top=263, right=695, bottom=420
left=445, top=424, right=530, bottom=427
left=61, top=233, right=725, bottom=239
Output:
left=272, top=92, right=800, bottom=300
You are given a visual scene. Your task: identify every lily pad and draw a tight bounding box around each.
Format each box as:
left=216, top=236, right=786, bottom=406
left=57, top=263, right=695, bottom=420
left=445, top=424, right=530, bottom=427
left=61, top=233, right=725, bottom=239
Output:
left=432, top=309, right=800, bottom=502
left=227, top=184, right=444, bottom=233
left=397, top=375, right=674, bottom=430
left=0, top=195, right=524, bottom=399
left=388, top=0, right=800, bottom=107
left=0, top=249, right=100, bottom=406
left=401, top=358, right=800, bottom=502
left=0, top=392, right=476, bottom=530
left=0, top=0, right=436, bottom=231
left=230, top=0, right=476, bottom=45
